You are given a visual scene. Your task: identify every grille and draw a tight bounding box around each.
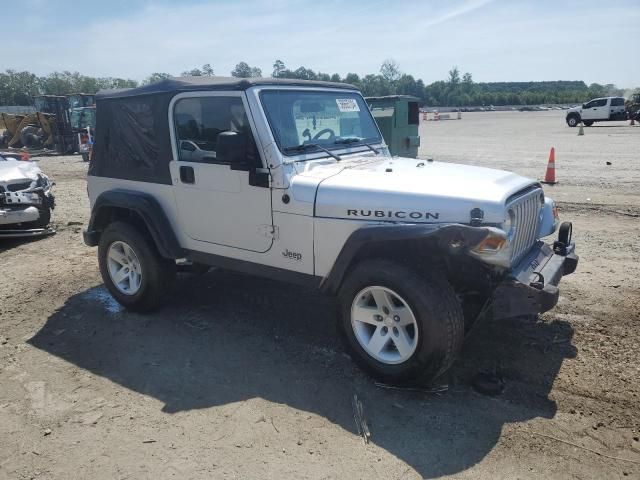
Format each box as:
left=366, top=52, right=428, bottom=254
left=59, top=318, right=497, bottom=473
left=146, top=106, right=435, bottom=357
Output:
left=507, top=187, right=543, bottom=264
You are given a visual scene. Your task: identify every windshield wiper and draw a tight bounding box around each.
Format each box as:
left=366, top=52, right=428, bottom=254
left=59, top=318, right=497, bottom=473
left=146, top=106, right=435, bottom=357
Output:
left=333, top=137, right=380, bottom=154
left=283, top=143, right=341, bottom=161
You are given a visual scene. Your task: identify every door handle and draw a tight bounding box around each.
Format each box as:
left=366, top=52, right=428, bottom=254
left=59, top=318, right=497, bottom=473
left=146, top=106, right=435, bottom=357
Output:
left=180, top=166, right=195, bottom=184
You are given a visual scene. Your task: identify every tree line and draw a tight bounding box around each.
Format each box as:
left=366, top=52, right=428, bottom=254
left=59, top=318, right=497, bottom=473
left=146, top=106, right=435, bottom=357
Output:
left=0, top=59, right=631, bottom=107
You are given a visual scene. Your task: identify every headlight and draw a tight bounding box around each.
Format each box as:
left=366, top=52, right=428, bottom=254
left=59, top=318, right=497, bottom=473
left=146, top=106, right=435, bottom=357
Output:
left=502, top=208, right=515, bottom=240
left=468, top=227, right=512, bottom=268
left=472, top=228, right=508, bottom=253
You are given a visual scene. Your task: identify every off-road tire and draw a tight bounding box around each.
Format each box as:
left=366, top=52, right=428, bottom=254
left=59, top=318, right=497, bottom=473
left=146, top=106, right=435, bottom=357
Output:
left=98, top=221, right=176, bottom=312
left=566, top=114, right=580, bottom=127
left=583, top=120, right=594, bottom=127
left=338, top=259, right=464, bottom=385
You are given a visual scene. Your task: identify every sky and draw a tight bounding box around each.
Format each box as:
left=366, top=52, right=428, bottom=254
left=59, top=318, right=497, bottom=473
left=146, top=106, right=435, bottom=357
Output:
left=3, top=0, right=640, bottom=87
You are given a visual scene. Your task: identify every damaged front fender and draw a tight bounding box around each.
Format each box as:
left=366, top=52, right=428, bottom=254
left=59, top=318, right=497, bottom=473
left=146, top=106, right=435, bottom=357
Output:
left=319, top=223, right=507, bottom=294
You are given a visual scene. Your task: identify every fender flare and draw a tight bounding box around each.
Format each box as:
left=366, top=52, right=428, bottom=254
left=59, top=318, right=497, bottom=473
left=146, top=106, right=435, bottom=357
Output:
left=319, top=223, right=492, bottom=295
left=83, top=189, right=183, bottom=259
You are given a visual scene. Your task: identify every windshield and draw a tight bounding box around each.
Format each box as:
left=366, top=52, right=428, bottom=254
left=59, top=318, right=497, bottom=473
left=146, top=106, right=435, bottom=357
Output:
left=70, top=107, right=96, bottom=130
left=260, top=90, right=382, bottom=156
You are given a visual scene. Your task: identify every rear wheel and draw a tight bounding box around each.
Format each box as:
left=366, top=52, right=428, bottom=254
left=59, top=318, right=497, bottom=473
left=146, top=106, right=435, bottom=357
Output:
left=98, top=221, right=176, bottom=312
left=583, top=120, right=594, bottom=126
left=338, top=259, right=464, bottom=385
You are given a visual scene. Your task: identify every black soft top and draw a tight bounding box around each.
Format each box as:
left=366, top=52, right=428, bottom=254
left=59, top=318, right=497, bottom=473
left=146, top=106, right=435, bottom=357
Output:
left=97, top=76, right=358, bottom=99
left=89, top=77, right=360, bottom=185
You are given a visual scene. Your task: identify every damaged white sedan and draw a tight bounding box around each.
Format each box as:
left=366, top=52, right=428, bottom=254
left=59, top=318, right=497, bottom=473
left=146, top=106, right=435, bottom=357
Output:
left=0, top=153, right=55, bottom=238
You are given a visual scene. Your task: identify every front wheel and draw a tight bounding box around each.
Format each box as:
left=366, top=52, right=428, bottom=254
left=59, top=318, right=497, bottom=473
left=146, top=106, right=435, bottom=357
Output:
left=566, top=115, right=580, bottom=127
left=338, top=259, right=464, bottom=385
left=98, top=221, right=176, bottom=312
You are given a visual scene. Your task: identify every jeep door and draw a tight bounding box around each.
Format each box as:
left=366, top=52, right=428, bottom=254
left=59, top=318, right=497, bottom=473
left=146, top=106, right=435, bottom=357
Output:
left=581, top=98, right=609, bottom=120
left=169, top=92, right=273, bottom=252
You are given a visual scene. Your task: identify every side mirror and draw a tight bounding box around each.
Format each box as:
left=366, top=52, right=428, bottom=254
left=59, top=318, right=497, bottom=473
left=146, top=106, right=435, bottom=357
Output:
left=216, top=131, right=247, bottom=166
left=582, top=104, right=586, bottom=109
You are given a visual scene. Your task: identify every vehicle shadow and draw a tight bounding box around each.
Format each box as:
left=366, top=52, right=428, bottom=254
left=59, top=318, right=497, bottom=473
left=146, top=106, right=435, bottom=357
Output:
left=0, top=233, right=52, bottom=252
left=29, top=269, right=576, bottom=478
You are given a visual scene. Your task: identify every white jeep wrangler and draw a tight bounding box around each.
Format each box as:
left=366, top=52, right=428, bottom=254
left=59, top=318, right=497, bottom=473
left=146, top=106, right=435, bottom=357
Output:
left=84, top=77, right=578, bottom=385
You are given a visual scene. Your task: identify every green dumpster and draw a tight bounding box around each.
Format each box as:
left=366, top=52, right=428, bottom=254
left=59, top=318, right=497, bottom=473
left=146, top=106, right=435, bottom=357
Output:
left=366, top=95, right=421, bottom=158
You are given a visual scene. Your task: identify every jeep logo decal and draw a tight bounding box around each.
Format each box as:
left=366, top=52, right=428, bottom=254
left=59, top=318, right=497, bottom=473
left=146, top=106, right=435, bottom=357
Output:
left=346, top=209, right=440, bottom=220
left=282, top=249, right=302, bottom=261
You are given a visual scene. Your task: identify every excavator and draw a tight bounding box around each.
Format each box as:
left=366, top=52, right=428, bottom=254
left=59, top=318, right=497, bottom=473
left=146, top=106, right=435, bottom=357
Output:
left=0, top=94, right=95, bottom=159
left=626, top=92, right=640, bottom=122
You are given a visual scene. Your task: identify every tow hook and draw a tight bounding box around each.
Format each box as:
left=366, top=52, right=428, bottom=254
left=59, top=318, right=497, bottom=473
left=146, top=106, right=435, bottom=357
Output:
left=530, top=272, right=545, bottom=290
left=553, top=222, right=573, bottom=256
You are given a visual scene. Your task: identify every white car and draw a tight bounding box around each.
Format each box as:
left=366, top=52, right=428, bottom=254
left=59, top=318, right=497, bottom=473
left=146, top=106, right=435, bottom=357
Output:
left=0, top=153, right=55, bottom=237
left=565, top=96, right=627, bottom=127
left=84, top=77, right=578, bottom=385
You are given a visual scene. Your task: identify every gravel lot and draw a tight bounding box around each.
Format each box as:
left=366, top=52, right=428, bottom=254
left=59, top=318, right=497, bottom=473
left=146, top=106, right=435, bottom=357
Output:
left=1, top=111, right=639, bottom=479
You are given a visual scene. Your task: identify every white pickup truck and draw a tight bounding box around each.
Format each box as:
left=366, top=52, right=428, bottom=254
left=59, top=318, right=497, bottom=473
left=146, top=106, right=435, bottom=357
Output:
left=565, top=96, right=627, bottom=127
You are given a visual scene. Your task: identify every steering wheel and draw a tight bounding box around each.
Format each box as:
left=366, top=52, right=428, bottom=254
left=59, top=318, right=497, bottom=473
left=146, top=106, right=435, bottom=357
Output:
left=312, top=128, right=336, bottom=140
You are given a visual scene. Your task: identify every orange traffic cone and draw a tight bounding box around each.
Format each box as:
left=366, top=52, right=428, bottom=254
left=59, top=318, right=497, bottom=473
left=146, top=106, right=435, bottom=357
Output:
left=541, top=147, right=556, bottom=184
left=20, top=149, right=30, bottom=161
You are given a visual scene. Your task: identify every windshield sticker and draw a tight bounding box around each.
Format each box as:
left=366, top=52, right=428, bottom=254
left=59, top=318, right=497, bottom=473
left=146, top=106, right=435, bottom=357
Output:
left=336, top=98, right=360, bottom=112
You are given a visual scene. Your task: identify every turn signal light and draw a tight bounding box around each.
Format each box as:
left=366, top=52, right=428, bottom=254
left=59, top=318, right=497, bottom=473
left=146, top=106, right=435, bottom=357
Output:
left=473, top=233, right=507, bottom=253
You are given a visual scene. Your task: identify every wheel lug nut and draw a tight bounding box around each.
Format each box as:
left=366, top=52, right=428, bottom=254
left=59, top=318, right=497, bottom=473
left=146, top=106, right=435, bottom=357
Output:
left=393, top=315, right=400, bottom=322
left=374, top=314, right=383, bottom=321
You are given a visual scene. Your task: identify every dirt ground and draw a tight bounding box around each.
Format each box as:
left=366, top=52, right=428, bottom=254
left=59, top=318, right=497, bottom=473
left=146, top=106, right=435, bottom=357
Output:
left=1, top=111, right=639, bottom=479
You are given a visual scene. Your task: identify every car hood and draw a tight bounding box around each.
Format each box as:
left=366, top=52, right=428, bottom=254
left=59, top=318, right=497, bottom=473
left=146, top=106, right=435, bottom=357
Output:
left=295, top=155, right=538, bottom=224
left=567, top=105, right=581, bottom=113
left=0, top=159, right=47, bottom=190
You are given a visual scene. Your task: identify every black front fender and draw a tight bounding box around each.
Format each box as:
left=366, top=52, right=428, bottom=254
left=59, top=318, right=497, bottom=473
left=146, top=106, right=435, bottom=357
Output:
left=83, top=189, right=183, bottom=259
left=319, top=223, right=494, bottom=295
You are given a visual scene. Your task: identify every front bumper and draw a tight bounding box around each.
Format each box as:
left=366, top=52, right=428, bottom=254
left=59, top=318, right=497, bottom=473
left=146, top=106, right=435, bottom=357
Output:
left=491, top=223, right=578, bottom=319
left=0, top=191, right=55, bottom=238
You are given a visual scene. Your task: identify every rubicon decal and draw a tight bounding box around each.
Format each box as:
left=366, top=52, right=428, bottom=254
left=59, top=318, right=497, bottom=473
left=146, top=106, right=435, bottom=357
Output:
left=347, top=209, right=440, bottom=220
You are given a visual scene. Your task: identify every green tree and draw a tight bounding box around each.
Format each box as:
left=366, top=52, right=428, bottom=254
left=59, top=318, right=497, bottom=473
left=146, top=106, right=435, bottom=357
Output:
left=272, top=59, right=286, bottom=77
left=202, top=64, right=214, bottom=76
left=231, top=62, right=261, bottom=78
left=380, top=59, right=401, bottom=83
left=143, top=72, right=172, bottom=85
left=344, top=73, right=361, bottom=86
left=181, top=68, right=202, bottom=76
left=448, top=66, right=460, bottom=85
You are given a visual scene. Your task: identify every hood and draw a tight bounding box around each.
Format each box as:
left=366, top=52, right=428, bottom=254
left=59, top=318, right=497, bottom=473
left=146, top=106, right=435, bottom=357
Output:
left=304, top=156, right=537, bottom=224
left=0, top=158, right=48, bottom=191
left=567, top=105, right=581, bottom=113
